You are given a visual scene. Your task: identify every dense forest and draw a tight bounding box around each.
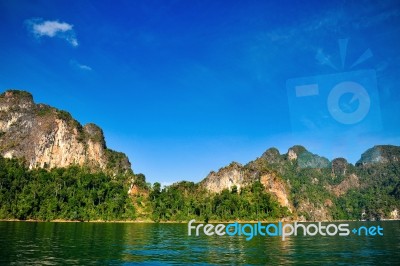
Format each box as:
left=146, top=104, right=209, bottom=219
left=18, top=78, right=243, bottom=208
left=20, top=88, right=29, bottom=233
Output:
left=1, top=91, right=398, bottom=222
left=1, top=150, right=399, bottom=222
left=0, top=157, right=134, bottom=221
left=146, top=181, right=289, bottom=222
left=0, top=156, right=288, bottom=222
left=276, top=159, right=400, bottom=221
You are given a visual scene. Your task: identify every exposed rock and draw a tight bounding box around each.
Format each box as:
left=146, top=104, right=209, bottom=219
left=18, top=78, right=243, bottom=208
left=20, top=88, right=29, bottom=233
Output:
left=199, top=143, right=400, bottom=221
left=201, top=159, right=293, bottom=212
left=200, top=162, right=248, bottom=193
left=390, top=209, right=398, bottom=219
left=0, top=89, right=131, bottom=174
left=297, top=199, right=331, bottom=221
left=246, top=147, right=284, bottom=174
left=324, top=199, right=333, bottom=208
left=286, top=145, right=330, bottom=168
left=311, top=177, right=319, bottom=184
left=128, top=184, right=146, bottom=196
left=261, top=147, right=282, bottom=164
left=287, top=145, right=307, bottom=159
left=260, top=172, right=292, bottom=211
left=297, top=151, right=330, bottom=169
left=287, top=149, right=298, bottom=160
left=356, top=145, right=400, bottom=166
left=330, top=174, right=360, bottom=197
left=331, top=158, right=348, bottom=176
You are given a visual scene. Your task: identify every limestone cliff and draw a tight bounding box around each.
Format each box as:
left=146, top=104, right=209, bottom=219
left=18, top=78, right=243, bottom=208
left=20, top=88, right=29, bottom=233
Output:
left=356, top=145, right=400, bottom=166
left=200, top=162, right=253, bottom=193
left=199, top=145, right=400, bottom=221
left=201, top=152, right=293, bottom=212
left=0, top=90, right=131, bottom=174
left=259, top=172, right=292, bottom=212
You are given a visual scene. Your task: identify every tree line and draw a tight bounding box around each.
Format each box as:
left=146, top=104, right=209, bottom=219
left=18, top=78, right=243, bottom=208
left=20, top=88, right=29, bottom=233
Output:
left=1, top=154, right=399, bottom=222
left=0, top=157, right=134, bottom=221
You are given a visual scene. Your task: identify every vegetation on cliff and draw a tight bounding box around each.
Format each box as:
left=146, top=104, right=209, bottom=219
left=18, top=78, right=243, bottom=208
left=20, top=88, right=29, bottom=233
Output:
left=0, top=90, right=399, bottom=222
left=145, top=181, right=289, bottom=222
left=0, top=90, right=131, bottom=175
left=0, top=144, right=399, bottom=222
left=0, top=157, right=134, bottom=221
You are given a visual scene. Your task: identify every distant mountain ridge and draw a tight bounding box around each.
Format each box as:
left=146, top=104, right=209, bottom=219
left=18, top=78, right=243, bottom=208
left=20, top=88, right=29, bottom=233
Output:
left=0, top=90, right=131, bottom=174
left=200, top=144, right=400, bottom=221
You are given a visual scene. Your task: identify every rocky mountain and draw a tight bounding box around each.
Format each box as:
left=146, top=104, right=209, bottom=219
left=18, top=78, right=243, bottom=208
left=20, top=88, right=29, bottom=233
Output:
left=200, top=153, right=293, bottom=212
left=1, top=89, right=398, bottom=222
left=356, top=145, right=400, bottom=166
left=0, top=90, right=131, bottom=174
left=201, top=144, right=400, bottom=221
left=200, top=162, right=251, bottom=193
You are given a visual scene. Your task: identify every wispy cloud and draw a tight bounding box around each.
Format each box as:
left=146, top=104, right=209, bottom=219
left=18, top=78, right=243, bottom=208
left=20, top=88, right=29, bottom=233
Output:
left=70, top=60, right=92, bottom=71
left=26, top=18, right=78, bottom=47
left=266, top=3, right=400, bottom=46
left=353, top=8, right=400, bottom=29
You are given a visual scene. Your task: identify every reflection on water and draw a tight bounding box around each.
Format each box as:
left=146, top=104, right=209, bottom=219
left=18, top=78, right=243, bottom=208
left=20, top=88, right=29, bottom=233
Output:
left=0, top=221, right=399, bottom=265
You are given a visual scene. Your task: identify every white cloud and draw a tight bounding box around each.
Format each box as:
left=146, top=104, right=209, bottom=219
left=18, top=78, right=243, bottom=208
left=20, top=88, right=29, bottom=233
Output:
left=26, top=18, right=78, bottom=47
left=77, top=63, right=92, bottom=71
left=70, top=60, right=92, bottom=71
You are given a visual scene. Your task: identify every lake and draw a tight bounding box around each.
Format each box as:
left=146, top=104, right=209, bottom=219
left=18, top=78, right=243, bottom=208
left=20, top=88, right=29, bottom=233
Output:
left=0, top=221, right=399, bottom=265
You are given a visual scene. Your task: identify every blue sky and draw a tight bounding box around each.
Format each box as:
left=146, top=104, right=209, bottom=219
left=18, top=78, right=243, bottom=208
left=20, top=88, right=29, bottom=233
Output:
left=1, top=0, right=399, bottom=184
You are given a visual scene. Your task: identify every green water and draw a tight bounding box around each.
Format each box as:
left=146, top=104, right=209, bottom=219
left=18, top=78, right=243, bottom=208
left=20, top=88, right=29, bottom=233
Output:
left=0, top=221, right=399, bottom=265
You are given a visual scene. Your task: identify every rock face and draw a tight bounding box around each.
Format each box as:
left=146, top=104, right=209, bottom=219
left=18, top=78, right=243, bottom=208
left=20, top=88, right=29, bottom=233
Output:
left=331, top=158, right=348, bottom=176
left=287, top=145, right=306, bottom=161
left=297, top=151, right=330, bottom=169
left=259, top=172, right=292, bottom=211
left=201, top=162, right=249, bottom=193
left=201, top=158, right=293, bottom=211
left=261, top=148, right=282, bottom=164
left=0, top=90, right=131, bottom=174
left=286, top=145, right=329, bottom=168
left=390, top=209, right=399, bottom=219
left=200, top=143, right=400, bottom=221
left=330, top=174, right=360, bottom=197
left=356, top=145, right=400, bottom=166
